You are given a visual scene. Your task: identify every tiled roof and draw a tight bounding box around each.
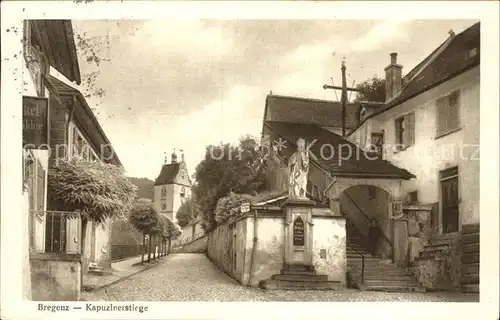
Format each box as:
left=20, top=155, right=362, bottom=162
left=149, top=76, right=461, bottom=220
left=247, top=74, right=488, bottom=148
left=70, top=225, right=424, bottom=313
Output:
left=372, top=22, right=479, bottom=124
left=154, top=163, right=180, bottom=186
left=264, top=94, right=360, bottom=129
left=44, top=74, right=122, bottom=166
left=265, top=121, right=415, bottom=179
left=388, top=22, right=480, bottom=109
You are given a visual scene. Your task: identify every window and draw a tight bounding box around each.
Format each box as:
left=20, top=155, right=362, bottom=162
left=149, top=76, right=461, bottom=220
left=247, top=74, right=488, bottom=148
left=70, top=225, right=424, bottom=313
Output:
left=440, top=167, right=459, bottom=233
left=180, top=187, right=185, bottom=197
left=161, top=202, right=166, bottom=211
left=72, top=127, right=84, bottom=158
left=436, top=91, right=460, bottom=138
left=395, top=112, right=415, bottom=150
left=368, top=186, right=376, bottom=200
left=161, top=186, right=167, bottom=200
left=369, top=132, right=384, bottom=159
left=408, top=191, right=418, bottom=204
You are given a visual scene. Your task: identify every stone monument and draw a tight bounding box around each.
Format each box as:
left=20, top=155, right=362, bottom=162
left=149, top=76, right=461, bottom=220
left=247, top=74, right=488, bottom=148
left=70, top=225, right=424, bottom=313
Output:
left=288, top=138, right=309, bottom=200
left=259, top=137, right=346, bottom=290
left=282, top=138, right=316, bottom=271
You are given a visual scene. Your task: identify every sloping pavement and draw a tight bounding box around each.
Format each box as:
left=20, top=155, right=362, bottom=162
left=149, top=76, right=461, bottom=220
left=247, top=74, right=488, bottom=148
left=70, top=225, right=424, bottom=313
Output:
left=81, top=254, right=479, bottom=302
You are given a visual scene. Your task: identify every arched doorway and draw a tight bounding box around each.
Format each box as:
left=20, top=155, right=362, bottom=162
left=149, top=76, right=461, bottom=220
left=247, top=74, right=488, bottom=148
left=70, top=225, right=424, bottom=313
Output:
left=339, top=185, right=393, bottom=260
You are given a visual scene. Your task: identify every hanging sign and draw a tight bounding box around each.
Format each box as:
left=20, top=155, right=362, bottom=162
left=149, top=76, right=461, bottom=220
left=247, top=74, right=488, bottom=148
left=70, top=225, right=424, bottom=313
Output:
left=240, top=202, right=250, bottom=213
left=23, top=96, right=48, bottom=149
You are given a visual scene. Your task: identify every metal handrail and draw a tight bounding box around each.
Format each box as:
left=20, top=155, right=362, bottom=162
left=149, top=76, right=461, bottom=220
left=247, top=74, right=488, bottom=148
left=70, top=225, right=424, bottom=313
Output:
left=344, top=192, right=393, bottom=251
left=345, top=217, right=366, bottom=285
left=172, top=232, right=205, bottom=248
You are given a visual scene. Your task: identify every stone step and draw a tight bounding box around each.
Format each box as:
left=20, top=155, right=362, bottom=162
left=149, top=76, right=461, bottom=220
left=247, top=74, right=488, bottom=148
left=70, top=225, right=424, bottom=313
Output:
left=350, top=269, right=412, bottom=277
left=272, top=274, right=329, bottom=282
left=461, top=274, right=480, bottom=285
left=260, top=279, right=342, bottom=291
left=462, top=252, right=479, bottom=264
left=423, top=243, right=450, bottom=251
left=428, top=238, right=453, bottom=246
left=462, top=283, right=479, bottom=293
left=462, top=243, right=479, bottom=254
left=280, top=269, right=317, bottom=276
left=462, top=263, right=479, bottom=276
left=359, top=284, right=425, bottom=293
left=363, top=278, right=419, bottom=286
left=363, top=274, right=415, bottom=281
left=462, top=223, right=480, bottom=234
left=462, top=233, right=479, bottom=245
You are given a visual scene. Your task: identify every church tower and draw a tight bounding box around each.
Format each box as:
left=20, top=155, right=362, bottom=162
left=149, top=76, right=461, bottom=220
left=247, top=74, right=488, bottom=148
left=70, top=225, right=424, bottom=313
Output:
left=153, top=149, right=192, bottom=222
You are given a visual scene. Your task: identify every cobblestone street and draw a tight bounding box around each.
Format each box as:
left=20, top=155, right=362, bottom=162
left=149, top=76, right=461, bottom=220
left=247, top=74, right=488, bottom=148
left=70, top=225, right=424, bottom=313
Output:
left=82, top=254, right=479, bottom=302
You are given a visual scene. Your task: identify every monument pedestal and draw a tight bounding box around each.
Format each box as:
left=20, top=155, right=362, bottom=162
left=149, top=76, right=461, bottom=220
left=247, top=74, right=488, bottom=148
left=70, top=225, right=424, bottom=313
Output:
left=282, top=198, right=316, bottom=272
left=259, top=197, right=342, bottom=290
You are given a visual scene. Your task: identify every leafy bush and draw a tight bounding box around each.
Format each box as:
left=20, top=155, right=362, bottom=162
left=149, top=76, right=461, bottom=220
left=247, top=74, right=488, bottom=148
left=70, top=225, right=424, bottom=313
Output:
left=214, top=192, right=253, bottom=224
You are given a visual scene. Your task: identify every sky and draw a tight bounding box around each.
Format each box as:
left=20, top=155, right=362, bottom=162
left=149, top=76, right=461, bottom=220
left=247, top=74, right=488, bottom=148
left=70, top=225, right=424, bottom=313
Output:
left=66, top=19, right=477, bottom=180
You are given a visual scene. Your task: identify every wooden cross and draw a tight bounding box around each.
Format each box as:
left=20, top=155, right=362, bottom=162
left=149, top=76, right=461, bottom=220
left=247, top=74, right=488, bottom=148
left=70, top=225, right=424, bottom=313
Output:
left=323, top=60, right=360, bottom=137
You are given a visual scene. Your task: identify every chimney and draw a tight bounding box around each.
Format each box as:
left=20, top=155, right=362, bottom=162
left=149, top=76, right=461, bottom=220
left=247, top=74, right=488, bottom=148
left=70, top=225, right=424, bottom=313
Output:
left=384, top=52, right=403, bottom=102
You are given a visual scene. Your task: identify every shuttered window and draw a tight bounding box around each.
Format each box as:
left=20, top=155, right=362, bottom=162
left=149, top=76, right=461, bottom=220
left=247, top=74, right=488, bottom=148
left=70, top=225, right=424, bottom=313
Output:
left=436, top=90, right=460, bottom=137
left=395, top=112, right=415, bottom=150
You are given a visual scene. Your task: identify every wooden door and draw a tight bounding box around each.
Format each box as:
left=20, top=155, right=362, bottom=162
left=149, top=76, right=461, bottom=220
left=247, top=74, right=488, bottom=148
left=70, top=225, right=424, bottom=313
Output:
left=441, top=171, right=459, bottom=234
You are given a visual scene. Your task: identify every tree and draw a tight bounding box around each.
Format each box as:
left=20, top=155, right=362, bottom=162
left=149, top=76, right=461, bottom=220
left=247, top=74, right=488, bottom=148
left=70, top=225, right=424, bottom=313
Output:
left=47, top=158, right=137, bottom=287
left=129, top=198, right=159, bottom=264
left=194, top=135, right=268, bottom=231
left=176, top=196, right=199, bottom=228
left=354, top=75, right=386, bottom=103
left=160, top=216, right=182, bottom=255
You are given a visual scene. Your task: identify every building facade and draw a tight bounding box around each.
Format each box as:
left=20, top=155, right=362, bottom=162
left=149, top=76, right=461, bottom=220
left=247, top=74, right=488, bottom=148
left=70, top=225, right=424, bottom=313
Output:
left=22, top=20, right=124, bottom=300
left=249, top=22, right=480, bottom=293
left=153, top=151, right=192, bottom=222
left=346, top=22, right=480, bottom=292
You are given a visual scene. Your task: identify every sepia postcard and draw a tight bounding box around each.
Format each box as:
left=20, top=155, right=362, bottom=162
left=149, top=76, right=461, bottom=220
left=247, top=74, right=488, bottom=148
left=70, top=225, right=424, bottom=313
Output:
left=1, top=1, right=499, bottom=319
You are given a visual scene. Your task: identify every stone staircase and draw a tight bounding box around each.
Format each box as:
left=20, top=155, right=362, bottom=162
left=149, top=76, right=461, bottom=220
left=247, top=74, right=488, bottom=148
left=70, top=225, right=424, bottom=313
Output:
left=346, top=222, right=425, bottom=292
left=260, top=264, right=342, bottom=290
left=461, top=224, right=479, bottom=293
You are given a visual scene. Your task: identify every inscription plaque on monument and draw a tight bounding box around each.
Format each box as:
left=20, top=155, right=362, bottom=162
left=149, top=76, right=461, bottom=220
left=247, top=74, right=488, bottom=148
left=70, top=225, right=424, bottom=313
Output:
left=293, top=217, right=305, bottom=246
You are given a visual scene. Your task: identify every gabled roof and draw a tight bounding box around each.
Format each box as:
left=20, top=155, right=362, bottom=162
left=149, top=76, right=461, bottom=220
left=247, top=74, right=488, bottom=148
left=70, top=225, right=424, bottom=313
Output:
left=350, top=22, right=480, bottom=134
left=265, top=121, right=415, bottom=179
left=29, top=20, right=81, bottom=85
left=264, top=94, right=360, bottom=129
left=389, top=22, right=480, bottom=109
left=154, top=163, right=180, bottom=186
left=44, top=74, right=122, bottom=166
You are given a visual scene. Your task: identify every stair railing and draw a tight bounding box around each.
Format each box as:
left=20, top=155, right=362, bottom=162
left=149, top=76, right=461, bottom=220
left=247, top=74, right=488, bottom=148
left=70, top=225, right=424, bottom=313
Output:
left=345, top=239, right=365, bottom=285
left=344, top=191, right=393, bottom=258
left=344, top=215, right=365, bottom=285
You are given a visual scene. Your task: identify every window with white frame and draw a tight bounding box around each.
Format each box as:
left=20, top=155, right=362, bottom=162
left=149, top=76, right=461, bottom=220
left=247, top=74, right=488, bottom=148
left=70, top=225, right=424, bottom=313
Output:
left=436, top=90, right=460, bottom=138
left=71, top=125, right=99, bottom=161
left=394, top=112, right=415, bottom=150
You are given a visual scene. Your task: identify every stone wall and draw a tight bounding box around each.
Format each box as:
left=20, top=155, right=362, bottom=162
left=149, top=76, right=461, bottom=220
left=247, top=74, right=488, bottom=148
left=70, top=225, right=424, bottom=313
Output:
left=207, top=213, right=284, bottom=287
left=245, top=216, right=284, bottom=287
left=30, top=253, right=81, bottom=301
left=207, top=208, right=347, bottom=288
left=311, top=215, right=347, bottom=285
left=207, top=217, right=249, bottom=284
left=411, top=234, right=462, bottom=291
